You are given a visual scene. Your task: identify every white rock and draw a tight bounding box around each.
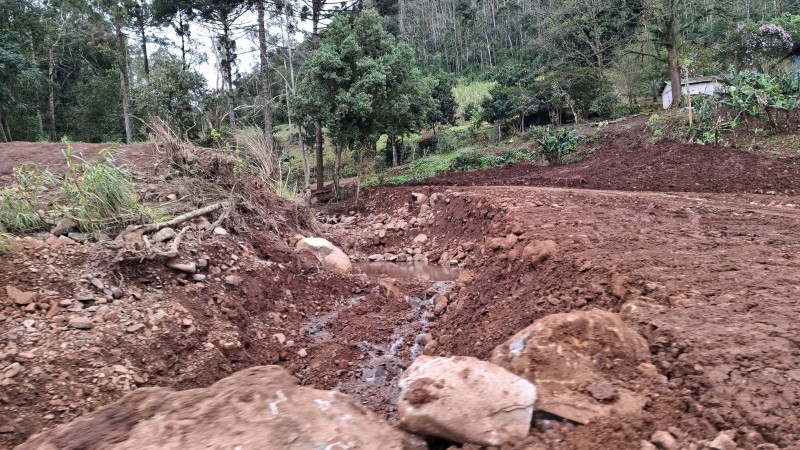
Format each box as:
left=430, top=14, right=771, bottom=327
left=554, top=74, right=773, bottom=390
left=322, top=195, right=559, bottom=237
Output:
left=151, top=227, right=176, bottom=243
left=398, top=355, right=537, bottom=446
left=295, top=237, right=352, bottom=273
left=213, top=227, right=228, bottom=236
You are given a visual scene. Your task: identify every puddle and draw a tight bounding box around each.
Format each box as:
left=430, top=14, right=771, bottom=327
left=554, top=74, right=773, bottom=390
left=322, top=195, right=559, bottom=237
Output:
left=354, top=261, right=459, bottom=281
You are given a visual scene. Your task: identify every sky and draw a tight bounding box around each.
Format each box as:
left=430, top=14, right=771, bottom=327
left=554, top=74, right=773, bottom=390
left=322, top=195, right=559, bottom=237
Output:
left=148, top=11, right=308, bottom=88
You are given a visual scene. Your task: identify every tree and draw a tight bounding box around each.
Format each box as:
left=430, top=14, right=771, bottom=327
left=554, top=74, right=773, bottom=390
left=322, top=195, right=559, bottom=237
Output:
left=0, top=29, right=41, bottom=142
left=295, top=10, right=435, bottom=190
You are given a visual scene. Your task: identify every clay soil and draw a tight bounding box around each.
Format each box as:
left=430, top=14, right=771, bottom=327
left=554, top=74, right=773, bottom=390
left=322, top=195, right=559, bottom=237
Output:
left=2, top=122, right=800, bottom=450
left=419, top=116, right=800, bottom=195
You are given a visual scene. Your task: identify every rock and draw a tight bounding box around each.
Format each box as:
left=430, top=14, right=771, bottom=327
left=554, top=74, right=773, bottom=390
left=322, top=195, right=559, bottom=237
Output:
left=18, top=366, right=414, bottom=450
left=379, top=279, right=405, bottom=301
left=432, top=294, right=449, bottom=315
left=640, top=441, right=658, bottom=450
left=103, top=311, right=119, bottom=322
left=3, top=362, right=22, bottom=378
left=709, top=431, right=737, bottom=450
left=297, top=348, right=308, bottom=357
left=586, top=382, right=617, bottom=402
left=273, top=333, right=287, bottom=344
left=521, top=240, right=557, bottom=266
left=213, top=227, right=228, bottom=236
left=151, top=227, right=176, bottom=243
left=68, top=317, right=94, bottom=330
left=192, top=274, right=206, bottom=282
left=398, top=355, right=537, bottom=446
left=650, top=430, right=678, bottom=450
left=224, top=275, right=243, bottom=286
left=5, top=285, right=37, bottom=306
left=167, top=261, right=197, bottom=274
left=74, top=292, right=95, bottom=302
left=67, top=232, right=85, bottom=242
left=411, top=192, right=428, bottom=205
left=368, top=253, right=385, bottom=262
left=490, top=309, right=649, bottom=425
left=412, top=234, right=428, bottom=245
left=51, top=218, right=78, bottom=236
left=89, top=277, right=105, bottom=290
left=295, top=237, right=352, bottom=273
left=127, top=323, right=145, bottom=333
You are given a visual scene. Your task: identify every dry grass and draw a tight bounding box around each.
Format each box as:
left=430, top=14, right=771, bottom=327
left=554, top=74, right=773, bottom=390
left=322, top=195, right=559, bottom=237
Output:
left=233, top=127, right=279, bottom=180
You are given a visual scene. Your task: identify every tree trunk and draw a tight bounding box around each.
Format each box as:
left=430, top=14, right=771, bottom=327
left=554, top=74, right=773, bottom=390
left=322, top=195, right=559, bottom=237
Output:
left=179, top=14, right=187, bottom=70
left=221, top=21, right=236, bottom=128
left=666, top=18, right=682, bottom=109
left=333, top=141, right=343, bottom=195
left=140, top=24, right=150, bottom=81
left=315, top=120, right=324, bottom=190
left=257, top=0, right=274, bottom=148
left=312, top=2, right=324, bottom=191
left=48, top=48, right=57, bottom=142
left=299, top=132, right=311, bottom=189
left=391, top=134, right=398, bottom=167
left=0, top=111, right=7, bottom=142
left=115, top=19, right=133, bottom=144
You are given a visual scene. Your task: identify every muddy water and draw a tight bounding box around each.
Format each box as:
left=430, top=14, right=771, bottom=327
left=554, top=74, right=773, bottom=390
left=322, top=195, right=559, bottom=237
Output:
left=354, top=261, right=459, bottom=282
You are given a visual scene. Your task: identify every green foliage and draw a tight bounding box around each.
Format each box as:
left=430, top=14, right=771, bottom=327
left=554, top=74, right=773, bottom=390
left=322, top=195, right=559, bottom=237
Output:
left=435, top=133, right=458, bottom=154
left=719, top=71, right=800, bottom=120
left=58, top=147, right=153, bottom=233
left=534, top=127, right=583, bottom=165
left=0, top=165, right=55, bottom=232
left=453, top=81, right=496, bottom=118
left=0, top=232, right=16, bottom=254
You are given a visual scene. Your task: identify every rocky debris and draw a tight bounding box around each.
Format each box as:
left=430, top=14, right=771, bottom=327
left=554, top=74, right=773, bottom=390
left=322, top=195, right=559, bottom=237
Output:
left=412, top=234, right=428, bottom=244
left=150, top=227, right=176, bottom=243
left=5, top=285, right=37, bottom=306
left=398, top=355, right=537, bottom=446
left=650, top=430, right=679, bottom=450
left=411, top=192, right=428, bottom=205
left=709, top=431, right=737, bottom=450
left=224, top=275, right=242, bottom=286
left=490, top=309, right=650, bottom=424
left=3, top=362, right=23, bottom=378
left=486, top=234, right=518, bottom=250
left=521, top=239, right=557, bottom=266
left=50, top=218, right=78, bottom=236
left=379, top=278, right=405, bottom=301
left=295, top=237, right=352, bottom=272
left=166, top=260, right=196, bottom=273
left=18, top=366, right=417, bottom=450
left=67, top=316, right=94, bottom=330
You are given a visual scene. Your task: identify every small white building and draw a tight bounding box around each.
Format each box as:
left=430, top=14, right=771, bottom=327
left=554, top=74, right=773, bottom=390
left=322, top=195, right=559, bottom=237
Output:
left=661, top=76, right=721, bottom=109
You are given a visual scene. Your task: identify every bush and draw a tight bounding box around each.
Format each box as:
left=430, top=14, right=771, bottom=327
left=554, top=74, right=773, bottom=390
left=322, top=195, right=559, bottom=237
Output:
left=535, top=127, right=583, bottom=165
left=58, top=147, right=154, bottom=233
left=435, top=133, right=458, bottom=154
left=0, top=165, right=55, bottom=233
left=0, top=232, right=16, bottom=254
left=450, top=149, right=495, bottom=170
left=589, top=93, right=619, bottom=119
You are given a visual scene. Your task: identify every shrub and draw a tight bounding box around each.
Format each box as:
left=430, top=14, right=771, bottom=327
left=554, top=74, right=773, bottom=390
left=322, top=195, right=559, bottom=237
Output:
left=58, top=147, right=153, bottom=233
left=535, top=127, right=583, bottom=165
left=0, top=165, right=55, bottom=233
left=435, top=133, right=458, bottom=154
left=0, top=232, right=16, bottom=254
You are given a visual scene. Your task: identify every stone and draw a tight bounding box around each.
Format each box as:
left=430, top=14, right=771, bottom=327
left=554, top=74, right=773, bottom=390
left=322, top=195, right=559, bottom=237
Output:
left=411, top=192, right=428, bottom=205
left=56, top=235, right=77, bottom=246
left=273, top=333, right=287, bottom=344
left=586, top=382, right=617, bottom=402
left=432, top=294, right=449, bottom=315
left=6, top=285, right=37, bottom=306
left=167, top=261, right=197, bottom=274
left=103, top=311, right=120, bottom=322
left=127, top=323, right=145, bottom=333
left=412, top=234, right=428, bottom=245
left=192, top=274, right=206, bottom=282
left=18, top=366, right=414, bottom=450
left=490, top=309, right=649, bottom=425
left=368, top=254, right=385, bottom=262
left=709, top=431, right=737, bottom=450
left=151, top=227, right=176, bottom=243
left=297, top=348, right=308, bottom=357
left=521, top=240, right=557, bottom=266
left=3, top=362, right=22, bottom=378
left=89, top=277, right=105, bottom=290
left=379, top=279, right=404, bottom=301
left=650, top=430, right=678, bottom=450
left=640, top=441, right=658, bottom=450
left=68, top=317, right=94, bottom=330
left=224, top=275, right=243, bottom=286
left=67, top=232, right=85, bottom=242
left=398, top=355, right=537, bottom=446
left=74, top=292, right=95, bottom=302
left=213, top=227, right=228, bottom=236
left=51, top=218, right=78, bottom=236
left=295, top=237, right=352, bottom=273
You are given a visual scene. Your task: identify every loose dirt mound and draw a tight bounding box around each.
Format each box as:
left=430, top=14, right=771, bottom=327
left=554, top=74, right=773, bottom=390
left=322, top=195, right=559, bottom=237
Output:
left=0, top=142, right=155, bottom=185
left=421, top=117, right=800, bottom=195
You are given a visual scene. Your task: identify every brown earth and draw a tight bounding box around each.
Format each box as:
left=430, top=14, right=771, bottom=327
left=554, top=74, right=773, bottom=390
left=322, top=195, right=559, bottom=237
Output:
left=2, top=126, right=800, bottom=450
left=418, top=116, right=800, bottom=195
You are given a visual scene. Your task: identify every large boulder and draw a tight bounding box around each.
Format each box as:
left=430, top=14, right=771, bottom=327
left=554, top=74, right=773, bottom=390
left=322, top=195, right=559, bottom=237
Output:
left=397, top=355, right=537, bottom=446
left=19, top=366, right=418, bottom=450
left=295, top=237, right=352, bottom=272
left=490, top=309, right=650, bottom=424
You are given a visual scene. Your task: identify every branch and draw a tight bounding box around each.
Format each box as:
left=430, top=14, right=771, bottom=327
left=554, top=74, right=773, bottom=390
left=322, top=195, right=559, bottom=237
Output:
left=622, top=49, right=667, bottom=62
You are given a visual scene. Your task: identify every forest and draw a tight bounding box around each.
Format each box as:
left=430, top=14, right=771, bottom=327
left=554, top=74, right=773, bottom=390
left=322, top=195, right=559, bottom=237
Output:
left=1, top=0, right=799, bottom=191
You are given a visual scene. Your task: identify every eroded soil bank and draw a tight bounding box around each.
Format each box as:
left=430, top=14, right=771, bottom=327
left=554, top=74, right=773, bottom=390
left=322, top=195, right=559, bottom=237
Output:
left=2, top=129, right=800, bottom=449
